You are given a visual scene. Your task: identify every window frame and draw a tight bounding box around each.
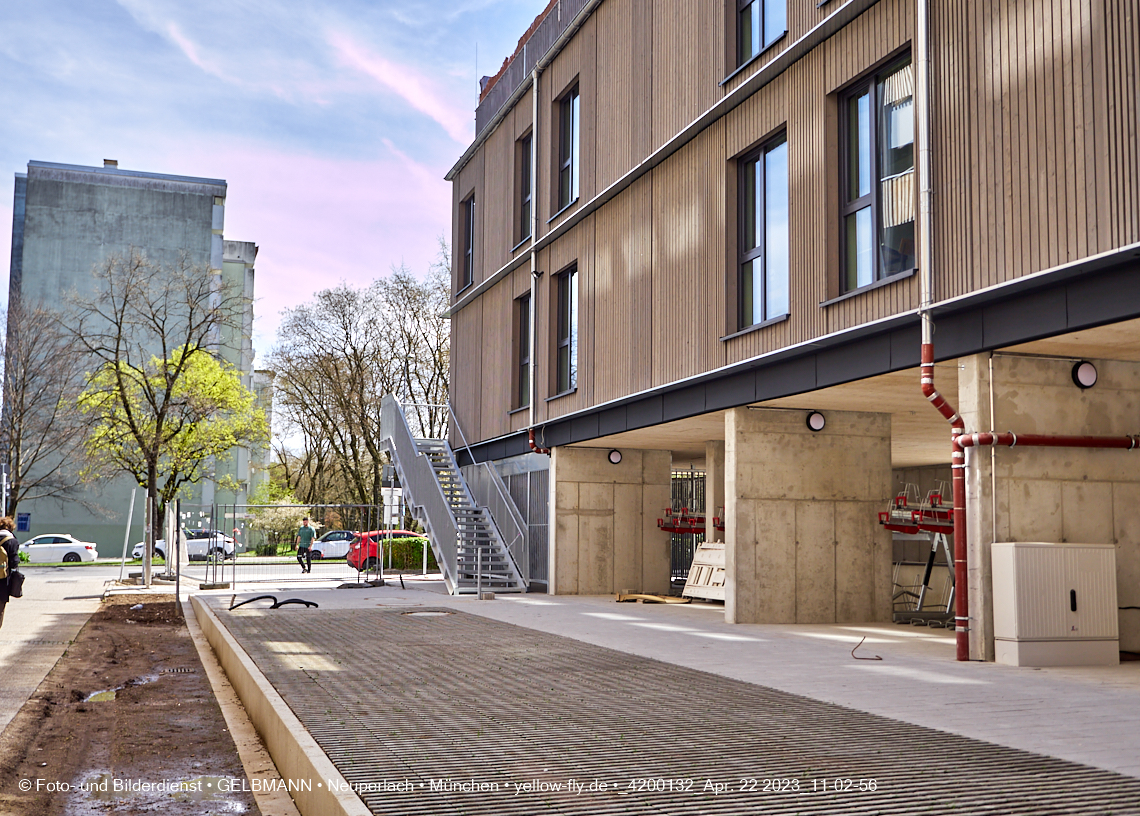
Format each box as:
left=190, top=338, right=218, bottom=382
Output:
left=839, top=56, right=916, bottom=294
left=516, top=133, right=533, bottom=246
left=515, top=292, right=531, bottom=409
left=737, top=132, right=790, bottom=330
left=459, top=193, right=475, bottom=291
left=557, top=86, right=580, bottom=212
left=554, top=265, right=578, bottom=395
left=736, top=0, right=786, bottom=68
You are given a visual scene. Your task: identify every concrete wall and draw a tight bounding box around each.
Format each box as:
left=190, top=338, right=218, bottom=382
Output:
left=705, top=440, right=725, bottom=541
left=960, top=353, right=1140, bottom=659
left=549, top=447, right=671, bottom=595
left=725, top=407, right=893, bottom=625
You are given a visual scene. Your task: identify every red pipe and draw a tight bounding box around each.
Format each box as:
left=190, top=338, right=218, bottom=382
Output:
left=921, top=343, right=970, bottom=661
left=959, top=432, right=1140, bottom=450
left=528, top=428, right=551, bottom=455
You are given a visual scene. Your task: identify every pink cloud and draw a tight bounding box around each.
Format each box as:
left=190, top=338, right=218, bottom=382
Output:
left=328, top=31, right=473, bottom=145
left=157, top=139, right=451, bottom=360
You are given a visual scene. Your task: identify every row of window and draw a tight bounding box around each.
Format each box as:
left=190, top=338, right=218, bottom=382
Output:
left=482, top=54, right=914, bottom=409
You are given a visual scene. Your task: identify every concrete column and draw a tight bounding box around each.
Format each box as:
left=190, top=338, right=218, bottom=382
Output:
left=725, top=407, right=893, bottom=625
left=548, top=447, right=672, bottom=595
left=957, top=353, right=1140, bottom=657
left=704, top=440, right=725, bottom=541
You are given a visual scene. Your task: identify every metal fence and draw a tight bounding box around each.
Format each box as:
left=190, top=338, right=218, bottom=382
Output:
left=669, top=470, right=706, bottom=583
left=504, top=468, right=549, bottom=590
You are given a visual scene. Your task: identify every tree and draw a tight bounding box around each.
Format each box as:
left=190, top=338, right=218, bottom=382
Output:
left=246, top=480, right=308, bottom=555
left=68, top=249, right=257, bottom=560
left=268, top=243, right=451, bottom=507
left=1, top=300, right=92, bottom=515
left=77, top=347, right=269, bottom=511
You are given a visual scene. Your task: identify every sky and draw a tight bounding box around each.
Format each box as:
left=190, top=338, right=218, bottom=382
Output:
left=0, top=0, right=541, bottom=360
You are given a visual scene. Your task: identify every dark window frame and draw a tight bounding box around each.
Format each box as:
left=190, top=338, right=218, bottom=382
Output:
left=557, top=86, right=580, bottom=212
left=516, top=132, right=533, bottom=245
left=736, top=0, right=787, bottom=68
left=459, top=193, right=475, bottom=291
left=737, top=132, right=789, bottom=330
left=516, top=292, right=531, bottom=409
left=839, top=56, right=916, bottom=294
left=554, top=265, right=578, bottom=394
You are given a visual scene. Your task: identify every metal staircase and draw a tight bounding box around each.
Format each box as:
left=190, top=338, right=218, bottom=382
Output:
left=379, top=395, right=526, bottom=595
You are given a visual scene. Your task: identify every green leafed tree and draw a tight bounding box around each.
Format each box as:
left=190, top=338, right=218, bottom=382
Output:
left=78, top=345, right=269, bottom=515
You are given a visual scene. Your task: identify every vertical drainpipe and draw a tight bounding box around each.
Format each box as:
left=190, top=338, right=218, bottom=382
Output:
left=915, top=0, right=970, bottom=661
left=528, top=68, right=540, bottom=433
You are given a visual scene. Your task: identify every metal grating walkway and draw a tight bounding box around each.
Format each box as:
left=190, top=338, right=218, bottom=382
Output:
left=221, top=607, right=1140, bottom=815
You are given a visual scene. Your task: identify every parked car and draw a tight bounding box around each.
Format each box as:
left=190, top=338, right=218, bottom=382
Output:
left=311, top=530, right=357, bottom=560
left=21, top=533, right=98, bottom=563
left=347, top=530, right=423, bottom=571
left=185, top=529, right=236, bottom=561
left=132, top=539, right=169, bottom=560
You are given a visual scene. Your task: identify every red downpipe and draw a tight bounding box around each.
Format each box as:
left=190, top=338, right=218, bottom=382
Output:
left=920, top=343, right=970, bottom=661
left=528, top=428, right=550, bottom=455
left=923, top=345, right=1139, bottom=662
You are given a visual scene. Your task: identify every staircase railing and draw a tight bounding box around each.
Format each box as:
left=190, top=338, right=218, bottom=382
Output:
left=399, top=400, right=529, bottom=589
left=379, top=394, right=458, bottom=593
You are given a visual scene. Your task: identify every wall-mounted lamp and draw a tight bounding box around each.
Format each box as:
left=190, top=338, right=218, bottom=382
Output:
left=806, top=411, right=826, bottom=432
left=608, top=449, right=623, bottom=465
left=1072, top=361, right=1098, bottom=389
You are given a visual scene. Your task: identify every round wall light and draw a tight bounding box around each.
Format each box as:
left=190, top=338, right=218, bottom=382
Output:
left=608, top=449, right=623, bottom=465
left=1072, top=361, right=1098, bottom=389
left=806, top=411, right=826, bottom=432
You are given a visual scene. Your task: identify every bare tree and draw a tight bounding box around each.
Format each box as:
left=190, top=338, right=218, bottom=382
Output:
left=67, top=248, right=252, bottom=558
left=270, top=244, right=451, bottom=506
left=1, top=300, right=92, bottom=515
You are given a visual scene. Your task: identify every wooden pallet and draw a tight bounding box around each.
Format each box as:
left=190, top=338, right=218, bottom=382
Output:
left=616, top=593, right=691, bottom=604
left=683, top=541, right=726, bottom=601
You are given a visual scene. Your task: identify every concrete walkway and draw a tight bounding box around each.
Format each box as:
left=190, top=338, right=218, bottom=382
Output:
left=0, top=566, right=108, bottom=734
left=193, top=580, right=1140, bottom=816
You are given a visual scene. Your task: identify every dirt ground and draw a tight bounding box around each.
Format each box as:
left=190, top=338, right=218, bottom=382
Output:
left=0, top=595, right=261, bottom=815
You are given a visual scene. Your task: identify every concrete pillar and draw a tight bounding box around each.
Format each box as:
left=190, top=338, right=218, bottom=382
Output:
left=705, top=440, right=725, bottom=541
left=548, top=447, right=672, bottom=595
left=957, top=353, right=1140, bottom=658
left=725, top=407, right=893, bottom=624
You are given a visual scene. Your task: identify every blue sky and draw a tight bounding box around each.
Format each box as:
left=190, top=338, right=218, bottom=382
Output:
left=0, top=0, right=541, bottom=358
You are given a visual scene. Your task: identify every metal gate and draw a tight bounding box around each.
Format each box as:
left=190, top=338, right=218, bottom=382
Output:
left=505, top=469, right=549, bottom=591
left=669, top=470, right=706, bottom=584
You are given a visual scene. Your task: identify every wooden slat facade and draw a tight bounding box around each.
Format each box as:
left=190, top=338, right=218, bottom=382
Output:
left=451, top=0, right=1140, bottom=445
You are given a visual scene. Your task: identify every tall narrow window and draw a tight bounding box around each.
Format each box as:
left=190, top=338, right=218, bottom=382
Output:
left=841, top=58, right=915, bottom=292
left=739, top=135, right=789, bottom=328
left=517, top=293, right=531, bottom=408
left=558, top=87, right=580, bottom=211
left=737, top=0, right=786, bottom=66
left=460, top=194, right=475, bottom=290
left=556, top=267, right=577, bottom=393
left=517, top=133, right=533, bottom=243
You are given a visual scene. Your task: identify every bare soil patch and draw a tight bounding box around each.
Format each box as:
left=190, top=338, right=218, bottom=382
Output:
left=0, top=595, right=260, bottom=815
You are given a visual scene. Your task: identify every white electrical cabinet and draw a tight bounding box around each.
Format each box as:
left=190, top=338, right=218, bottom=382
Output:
left=991, top=542, right=1119, bottom=667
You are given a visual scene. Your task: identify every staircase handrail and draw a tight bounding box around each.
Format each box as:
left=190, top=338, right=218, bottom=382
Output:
left=400, top=400, right=529, bottom=587
left=380, top=395, right=458, bottom=590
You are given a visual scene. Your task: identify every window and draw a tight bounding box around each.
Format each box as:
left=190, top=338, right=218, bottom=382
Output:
left=516, top=293, right=531, bottom=408
left=558, top=87, right=580, bottom=211
left=516, top=133, right=533, bottom=244
left=841, top=58, right=915, bottom=292
left=739, top=135, right=789, bottom=327
left=460, top=194, right=475, bottom=290
left=737, top=0, right=785, bottom=65
left=555, top=267, right=578, bottom=393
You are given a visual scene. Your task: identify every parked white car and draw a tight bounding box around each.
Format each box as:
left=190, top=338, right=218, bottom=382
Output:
left=311, top=530, right=357, bottom=560
left=21, top=533, right=98, bottom=563
left=185, top=529, right=236, bottom=561
left=132, top=539, right=170, bottom=560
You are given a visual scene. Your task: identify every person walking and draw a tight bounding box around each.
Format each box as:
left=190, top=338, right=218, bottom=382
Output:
left=295, top=517, right=316, bottom=574
left=0, top=516, right=22, bottom=629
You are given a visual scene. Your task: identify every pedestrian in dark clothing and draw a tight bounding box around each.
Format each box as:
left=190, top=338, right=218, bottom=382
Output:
left=0, top=516, right=21, bottom=630
left=296, top=517, right=316, bottom=573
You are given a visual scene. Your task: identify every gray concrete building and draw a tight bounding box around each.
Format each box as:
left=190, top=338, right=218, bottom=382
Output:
left=6, top=160, right=262, bottom=555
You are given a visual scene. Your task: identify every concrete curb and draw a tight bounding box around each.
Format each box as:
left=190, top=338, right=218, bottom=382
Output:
left=190, top=595, right=370, bottom=816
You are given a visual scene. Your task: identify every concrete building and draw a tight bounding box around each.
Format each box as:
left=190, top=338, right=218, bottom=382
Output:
left=6, top=160, right=261, bottom=554
left=446, top=0, right=1140, bottom=661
